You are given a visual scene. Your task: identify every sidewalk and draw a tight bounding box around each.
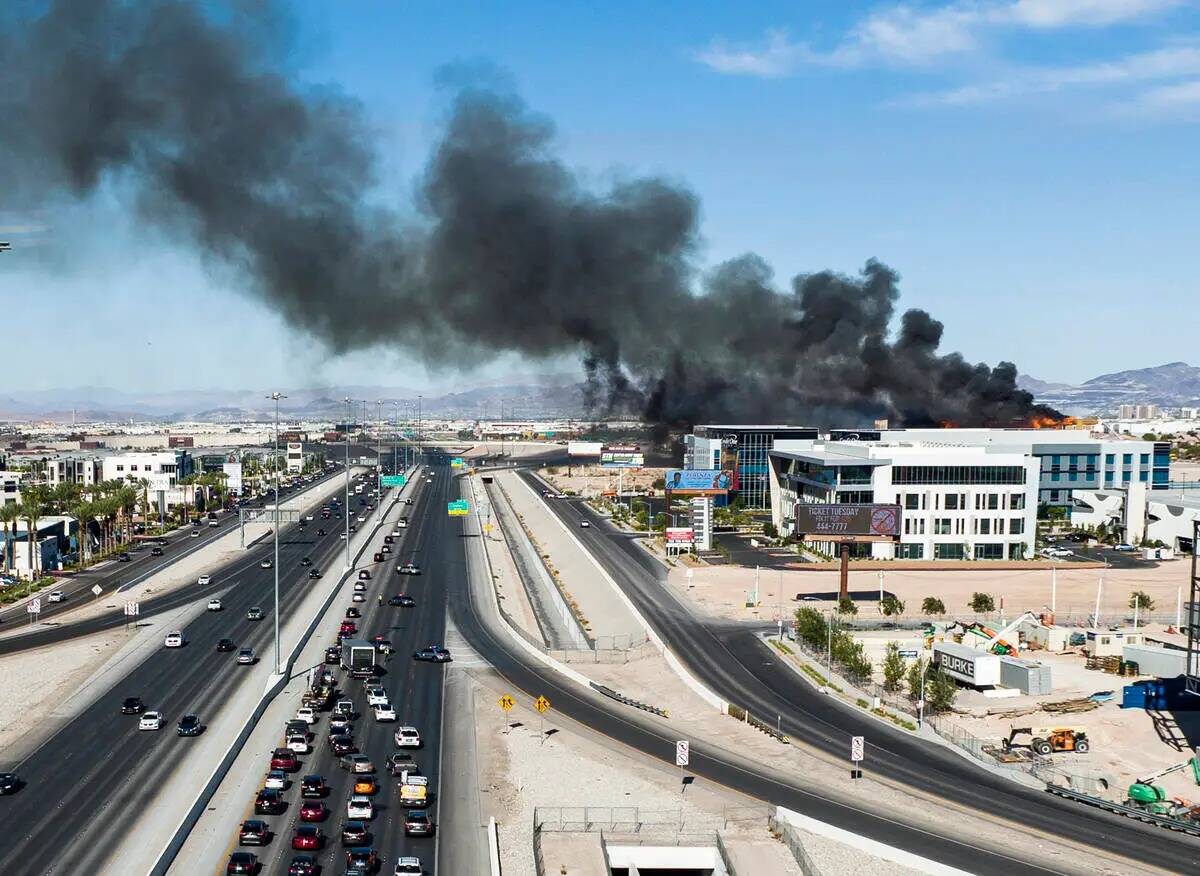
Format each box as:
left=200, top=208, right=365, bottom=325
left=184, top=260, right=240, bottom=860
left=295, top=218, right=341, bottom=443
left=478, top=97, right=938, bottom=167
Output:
left=496, top=470, right=641, bottom=642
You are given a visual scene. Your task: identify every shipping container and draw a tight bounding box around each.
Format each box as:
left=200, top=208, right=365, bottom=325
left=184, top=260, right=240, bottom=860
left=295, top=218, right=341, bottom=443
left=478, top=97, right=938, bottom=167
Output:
left=999, top=656, right=1053, bottom=695
left=1121, top=643, right=1187, bottom=678
left=933, top=642, right=1001, bottom=687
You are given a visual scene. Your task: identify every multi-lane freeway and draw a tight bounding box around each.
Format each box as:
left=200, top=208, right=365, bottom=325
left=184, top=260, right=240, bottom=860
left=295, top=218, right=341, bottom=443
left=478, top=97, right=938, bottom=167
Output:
left=497, top=468, right=1200, bottom=875
left=227, top=460, right=457, bottom=875
left=0, top=469, right=399, bottom=873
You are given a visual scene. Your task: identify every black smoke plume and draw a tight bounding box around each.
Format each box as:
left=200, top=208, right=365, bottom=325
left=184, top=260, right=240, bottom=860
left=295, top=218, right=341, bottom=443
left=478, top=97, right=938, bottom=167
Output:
left=0, top=1, right=1058, bottom=429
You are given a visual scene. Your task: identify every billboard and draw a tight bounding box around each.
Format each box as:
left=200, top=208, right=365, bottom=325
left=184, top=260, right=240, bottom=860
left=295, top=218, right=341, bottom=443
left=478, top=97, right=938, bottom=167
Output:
left=665, top=469, right=732, bottom=495
left=665, top=527, right=695, bottom=544
left=222, top=462, right=243, bottom=495
left=600, top=445, right=644, bottom=469
left=792, top=503, right=901, bottom=538
left=567, top=441, right=603, bottom=457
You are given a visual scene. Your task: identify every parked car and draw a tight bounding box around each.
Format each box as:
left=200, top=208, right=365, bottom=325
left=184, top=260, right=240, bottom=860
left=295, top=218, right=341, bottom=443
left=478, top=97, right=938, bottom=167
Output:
left=1114, top=543, right=1136, bottom=552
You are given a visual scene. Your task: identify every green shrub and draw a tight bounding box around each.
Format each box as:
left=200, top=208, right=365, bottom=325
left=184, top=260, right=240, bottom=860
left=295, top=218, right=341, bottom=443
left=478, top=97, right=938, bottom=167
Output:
left=837, top=596, right=857, bottom=616
left=969, top=592, right=995, bottom=613
left=921, top=596, right=946, bottom=615
left=881, top=594, right=905, bottom=616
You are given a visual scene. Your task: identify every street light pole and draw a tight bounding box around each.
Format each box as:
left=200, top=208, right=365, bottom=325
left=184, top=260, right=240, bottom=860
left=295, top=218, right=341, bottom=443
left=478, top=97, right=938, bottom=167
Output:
left=417, top=395, right=422, bottom=466
left=343, top=397, right=352, bottom=571
left=376, top=399, right=384, bottom=522
left=267, top=391, right=287, bottom=675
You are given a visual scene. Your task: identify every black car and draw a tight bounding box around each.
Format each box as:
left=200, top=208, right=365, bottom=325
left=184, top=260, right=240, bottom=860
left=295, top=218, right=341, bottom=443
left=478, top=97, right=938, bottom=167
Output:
left=346, top=849, right=379, bottom=870
left=0, top=772, right=21, bottom=795
left=301, top=557, right=312, bottom=566
left=324, top=646, right=341, bottom=665
left=217, top=638, right=237, bottom=652
left=345, top=607, right=361, bottom=618
left=329, top=735, right=356, bottom=756
left=404, top=810, right=434, bottom=836
left=405, top=498, right=413, bottom=505
left=226, top=851, right=257, bottom=874
left=287, top=855, right=317, bottom=876
left=300, top=774, right=327, bottom=798
left=255, top=788, right=285, bottom=815
left=388, top=594, right=415, bottom=607
left=177, top=714, right=202, bottom=737
left=308, top=569, right=322, bottom=579
left=117, top=552, right=131, bottom=562
left=413, top=645, right=451, bottom=663
left=150, top=547, right=164, bottom=557
left=341, top=819, right=369, bottom=846
left=121, top=696, right=145, bottom=715
left=239, top=819, right=270, bottom=846
left=316, top=529, right=326, bottom=536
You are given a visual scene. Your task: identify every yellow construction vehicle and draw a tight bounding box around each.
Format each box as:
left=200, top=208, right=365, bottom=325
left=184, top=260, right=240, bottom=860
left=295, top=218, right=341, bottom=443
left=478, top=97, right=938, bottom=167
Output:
left=1002, top=726, right=1090, bottom=756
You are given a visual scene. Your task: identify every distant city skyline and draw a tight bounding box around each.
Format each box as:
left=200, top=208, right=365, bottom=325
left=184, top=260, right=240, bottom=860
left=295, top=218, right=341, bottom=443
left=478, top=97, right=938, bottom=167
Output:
left=3, top=0, right=1198, bottom=391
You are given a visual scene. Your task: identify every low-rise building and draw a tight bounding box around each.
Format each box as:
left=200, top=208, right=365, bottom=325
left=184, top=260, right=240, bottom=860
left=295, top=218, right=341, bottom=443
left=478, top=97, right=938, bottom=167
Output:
left=0, top=470, right=22, bottom=507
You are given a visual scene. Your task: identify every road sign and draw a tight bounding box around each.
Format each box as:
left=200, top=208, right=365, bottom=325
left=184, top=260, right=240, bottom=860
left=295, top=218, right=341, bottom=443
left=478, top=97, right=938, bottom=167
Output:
left=450, top=457, right=464, bottom=468
left=27, top=598, right=41, bottom=614
left=533, top=695, right=550, bottom=714
left=676, top=740, right=690, bottom=767
left=91, top=584, right=103, bottom=596
left=382, top=475, right=407, bottom=488
left=851, top=735, right=864, bottom=762
left=124, top=602, right=140, bottom=616
left=498, top=694, right=515, bottom=713
left=447, top=499, right=470, bottom=517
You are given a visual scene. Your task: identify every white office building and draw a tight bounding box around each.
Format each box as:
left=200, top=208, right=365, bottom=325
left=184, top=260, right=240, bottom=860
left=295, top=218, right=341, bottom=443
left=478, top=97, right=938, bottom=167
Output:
left=44, top=454, right=104, bottom=489
left=0, top=471, right=22, bottom=507
left=101, top=451, right=193, bottom=492
left=286, top=442, right=304, bottom=474
left=768, top=440, right=1040, bottom=561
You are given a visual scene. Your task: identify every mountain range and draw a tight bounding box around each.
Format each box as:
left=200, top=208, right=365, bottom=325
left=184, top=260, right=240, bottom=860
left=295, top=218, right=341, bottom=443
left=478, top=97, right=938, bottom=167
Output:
left=1018, top=362, right=1200, bottom=414
left=0, top=378, right=586, bottom=423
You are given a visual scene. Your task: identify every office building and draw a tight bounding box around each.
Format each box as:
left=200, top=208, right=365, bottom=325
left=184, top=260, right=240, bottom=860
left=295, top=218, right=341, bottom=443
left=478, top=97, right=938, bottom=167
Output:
left=0, top=471, right=22, bottom=507
left=684, top=425, right=819, bottom=509
left=101, top=450, right=194, bottom=492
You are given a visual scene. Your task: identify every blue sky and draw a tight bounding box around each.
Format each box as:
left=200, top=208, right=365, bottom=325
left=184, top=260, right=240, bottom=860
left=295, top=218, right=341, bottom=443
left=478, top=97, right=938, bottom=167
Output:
left=4, top=0, right=1199, bottom=392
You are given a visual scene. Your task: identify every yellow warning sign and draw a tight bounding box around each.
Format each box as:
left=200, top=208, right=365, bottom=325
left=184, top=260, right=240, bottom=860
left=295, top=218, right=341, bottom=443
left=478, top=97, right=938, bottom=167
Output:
left=534, top=695, right=550, bottom=714
left=498, top=694, right=515, bottom=713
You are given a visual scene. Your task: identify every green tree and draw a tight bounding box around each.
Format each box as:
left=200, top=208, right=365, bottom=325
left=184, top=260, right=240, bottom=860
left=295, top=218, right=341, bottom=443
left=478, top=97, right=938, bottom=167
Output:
left=0, top=501, right=22, bottom=576
left=906, top=658, right=926, bottom=701
left=881, top=642, right=906, bottom=692
left=1129, top=591, right=1155, bottom=611
left=927, top=667, right=958, bottom=713
left=881, top=594, right=905, bottom=616
left=837, top=596, right=857, bottom=616
left=19, top=485, right=49, bottom=578
left=921, top=596, right=946, bottom=615
left=794, top=607, right=828, bottom=651
left=969, top=592, right=995, bottom=613
left=70, top=500, right=94, bottom=567
left=761, top=521, right=778, bottom=539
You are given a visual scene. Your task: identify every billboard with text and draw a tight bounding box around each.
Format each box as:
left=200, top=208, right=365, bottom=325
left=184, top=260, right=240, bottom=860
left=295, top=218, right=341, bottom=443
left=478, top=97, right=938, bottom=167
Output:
left=600, top=445, right=643, bottom=468
left=665, top=469, right=732, bottom=495
left=793, top=504, right=901, bottom=538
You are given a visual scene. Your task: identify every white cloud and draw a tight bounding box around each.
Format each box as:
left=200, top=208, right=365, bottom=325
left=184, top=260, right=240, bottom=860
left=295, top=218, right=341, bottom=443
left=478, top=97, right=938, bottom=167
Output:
left=904, top=43, right=1200, bottom=104
left=695, top=0, right=1186, bottom=75
left=1135, top=76, right=1200, bottom=107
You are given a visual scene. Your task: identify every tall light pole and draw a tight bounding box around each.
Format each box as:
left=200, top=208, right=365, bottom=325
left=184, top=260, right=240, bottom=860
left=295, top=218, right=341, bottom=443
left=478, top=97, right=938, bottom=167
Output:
left=376, top=399, right=385, bottom=522
left=392, top=402, right=401, bottom=477
left=267, top=391, right=287, bottom=674
left=417, top=394, right=422, bottom=466
left=343, top=397, right=353, bottom=571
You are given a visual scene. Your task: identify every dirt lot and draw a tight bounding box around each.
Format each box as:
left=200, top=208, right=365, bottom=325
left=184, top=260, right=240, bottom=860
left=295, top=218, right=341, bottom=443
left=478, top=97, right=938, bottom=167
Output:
left=541, top=464, right=667, bottom=498
left=670, top=558, right=1192, bottom=622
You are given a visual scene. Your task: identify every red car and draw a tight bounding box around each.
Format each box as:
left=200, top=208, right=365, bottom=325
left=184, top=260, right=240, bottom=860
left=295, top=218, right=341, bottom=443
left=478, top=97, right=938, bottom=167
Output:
left=339, top=621, right=356, bottom=635
left=291, top=825, right=324, bottom=850
left=288, top=855, right=317, bottom=876
left=298, top=800, right=327, bottom=822
left=270, top=748, right=299, bottom=771
left=227, top=851, right=257, bottom=874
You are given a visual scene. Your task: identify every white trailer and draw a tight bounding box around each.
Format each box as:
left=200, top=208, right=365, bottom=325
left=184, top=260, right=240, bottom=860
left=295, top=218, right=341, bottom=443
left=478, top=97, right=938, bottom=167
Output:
left=934, top=641, right=1001, bottom=687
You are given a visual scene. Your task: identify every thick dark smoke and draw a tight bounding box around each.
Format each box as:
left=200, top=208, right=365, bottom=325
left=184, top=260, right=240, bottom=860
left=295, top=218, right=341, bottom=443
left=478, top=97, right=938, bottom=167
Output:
left=0, top=1, right=1057, bottom=430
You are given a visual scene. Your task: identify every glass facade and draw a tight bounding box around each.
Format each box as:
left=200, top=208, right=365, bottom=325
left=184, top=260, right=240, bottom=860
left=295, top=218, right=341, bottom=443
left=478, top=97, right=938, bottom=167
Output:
left=892, top=465, right=1026, bottom=485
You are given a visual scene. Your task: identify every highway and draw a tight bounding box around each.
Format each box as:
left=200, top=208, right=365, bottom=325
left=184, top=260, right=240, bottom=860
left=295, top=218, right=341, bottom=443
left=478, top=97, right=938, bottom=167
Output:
left=237, top=458, right=454, bottom=875
left=508, top=470, right=1200, bottom=875
left=0, top=468, right=349, bottom=654
left=0, top=470, right=398, bottom=873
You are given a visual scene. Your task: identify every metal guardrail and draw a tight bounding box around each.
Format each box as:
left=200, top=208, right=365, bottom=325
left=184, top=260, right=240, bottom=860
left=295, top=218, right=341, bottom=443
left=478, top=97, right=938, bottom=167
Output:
left=590, top=681, right=669, bottom=717
left=1044, top=784, right=1200, bottom=837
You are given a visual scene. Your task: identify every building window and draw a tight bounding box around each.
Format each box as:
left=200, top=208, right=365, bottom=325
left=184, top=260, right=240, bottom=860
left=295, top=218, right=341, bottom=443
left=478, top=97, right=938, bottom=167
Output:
left=977, top=519, right=991, bottom=535
left=1010, top=518, right=1024, bottom=535
left=934, top=543, right=965, bottom=560
left=1139, top=471, right=1148, bottom=482
left=904, top=494, right=919, bottom=510
left=974, top=543, right=1003, bottom=560
left=945, top=494, right=960, bottom=511
left=897, top=543, right=924, bottom=559
left=1051, top=472, right=1060, bottom=482
left=892, top=466, right=1026, bottom=486
left=986, top=494, right=999, bottom=510
left=1139, top=454, right=1149, bottom=466
left=1008, top=543, right=1025, bottom=560
left=1010, top=493, right=1025, bottom=510
left=1122, top=454, right=1132, bottom=465
left=934, top=518, right=951, bottom=535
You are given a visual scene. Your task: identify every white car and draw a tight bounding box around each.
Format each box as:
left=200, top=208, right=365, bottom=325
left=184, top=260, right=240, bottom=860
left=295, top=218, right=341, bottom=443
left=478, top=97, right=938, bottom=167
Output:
left=164, top=631, right=184, bottom=648
left=352, top=592, right=365, bottom=603
left=47, top=590, right=65, bottom=604
left=206, top=598, right=222, bottom=611
left=138, top=711, right=163, bottom=731
left=286, top=734, right=309, bottom=754
left=329, top=714, right=352, bottom=733
left=295, top=707, right=317, bottom=725
left=394, top=857, right=423, bottom=876
left=190, top=530, right=200, bottom=538
left=264, top=770, right=287, bottom=790
left=346, top=795, right=374, bottom=820
left=1113, top=543, right=1135, bottom=552
left=305, top=514, right=314, bottom=521
left=373, top=703, right=396, bottom=722
left=394, top=726, right=421, bottom=748
left=579, top=520, right=590, bottom=528
left=197, top=574, right=212, bottom=586
left=340, top=533, right=348, bottom=540
left=353, top=582, right=366, bottom=593
left=366, top=687, right=389, bottom=707
left=260, top=560, right=272, bottom=569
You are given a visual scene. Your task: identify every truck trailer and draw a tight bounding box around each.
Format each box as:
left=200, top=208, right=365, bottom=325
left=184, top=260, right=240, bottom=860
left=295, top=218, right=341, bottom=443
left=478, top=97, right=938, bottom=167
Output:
left=340, top=638, right=377, bottom=679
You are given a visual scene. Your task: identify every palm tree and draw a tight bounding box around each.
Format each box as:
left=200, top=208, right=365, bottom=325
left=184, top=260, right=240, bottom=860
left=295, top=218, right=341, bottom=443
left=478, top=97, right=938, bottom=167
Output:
left=19, top=485, right=47, bottom=579
left=0, top=502, right=22, bottom=576
left=71, top=500, right=94, bottom=568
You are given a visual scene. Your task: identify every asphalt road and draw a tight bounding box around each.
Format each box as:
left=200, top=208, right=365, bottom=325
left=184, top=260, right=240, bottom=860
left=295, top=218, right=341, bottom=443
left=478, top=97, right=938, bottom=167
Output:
left=241, top=460, right=454, bottom=876
left=0, top=472, right=397, bottom=873
left=0, top=469, right=349, bottom=656
left=515, top=473, right=1200, bottom=875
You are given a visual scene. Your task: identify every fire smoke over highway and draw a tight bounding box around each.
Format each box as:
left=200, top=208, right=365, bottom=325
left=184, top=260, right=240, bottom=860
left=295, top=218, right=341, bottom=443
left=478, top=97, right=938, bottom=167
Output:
left=0, top=1, right=1059, bottom=429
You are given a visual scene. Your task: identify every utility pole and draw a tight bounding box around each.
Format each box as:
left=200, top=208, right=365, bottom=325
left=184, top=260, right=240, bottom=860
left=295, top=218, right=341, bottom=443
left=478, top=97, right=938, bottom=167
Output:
left=343, top=397, right=352, bottom=571
left=267, top=391, right=287, bottom=675
left=417, top=394, right=422, bottom=466
left=376, top=399, right=384, bottom=522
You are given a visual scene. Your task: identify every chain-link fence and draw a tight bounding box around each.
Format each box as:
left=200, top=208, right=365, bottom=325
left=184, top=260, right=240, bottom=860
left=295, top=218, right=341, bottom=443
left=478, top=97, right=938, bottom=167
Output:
left=769, top=816, right=824, bottom=876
